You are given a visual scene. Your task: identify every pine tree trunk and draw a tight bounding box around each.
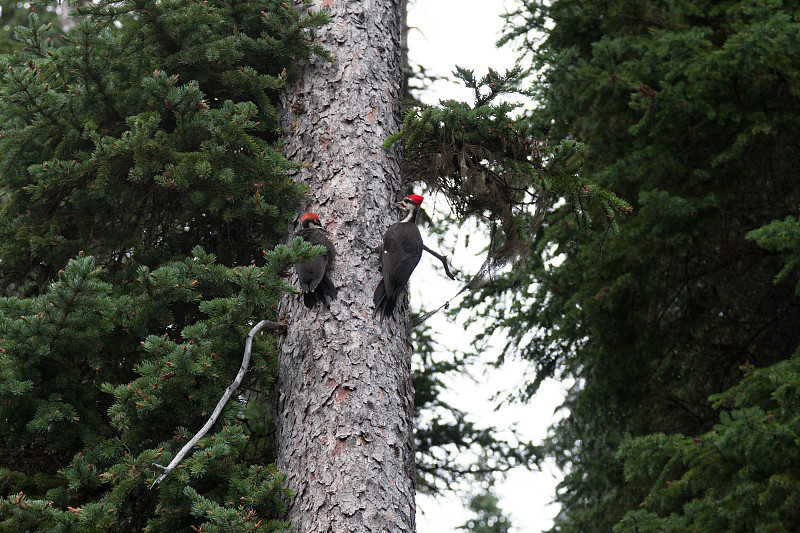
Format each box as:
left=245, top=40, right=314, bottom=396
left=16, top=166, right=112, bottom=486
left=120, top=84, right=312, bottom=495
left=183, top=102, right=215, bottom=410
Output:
left=276, top=1, right=415, bottom=532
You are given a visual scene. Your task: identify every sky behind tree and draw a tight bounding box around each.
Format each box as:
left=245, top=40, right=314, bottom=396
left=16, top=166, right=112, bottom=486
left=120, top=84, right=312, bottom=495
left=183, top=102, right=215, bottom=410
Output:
left=407, top=1, right=564, bottom=531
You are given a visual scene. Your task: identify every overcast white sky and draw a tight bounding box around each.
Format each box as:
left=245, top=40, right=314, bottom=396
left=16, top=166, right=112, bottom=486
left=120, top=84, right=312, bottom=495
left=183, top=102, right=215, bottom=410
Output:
left=405, top=2, right=568, bottom=532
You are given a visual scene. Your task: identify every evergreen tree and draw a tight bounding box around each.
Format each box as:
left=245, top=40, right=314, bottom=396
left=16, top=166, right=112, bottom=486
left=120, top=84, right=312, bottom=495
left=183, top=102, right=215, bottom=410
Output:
left=616, top=347, right=800, bottom=533
left=0, top=0, right=330, bottom=530
left=0, top=0, right=328, bottom=294
left=474, top=0, right=800, bottom=530
left=614, top=212, right=800, bottom=533
left=1, top=2, right=58, bottom=54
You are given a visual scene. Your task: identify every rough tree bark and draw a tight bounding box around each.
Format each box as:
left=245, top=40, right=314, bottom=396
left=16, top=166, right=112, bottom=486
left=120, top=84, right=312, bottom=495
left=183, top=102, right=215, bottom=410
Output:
left=276, top=1, right=415, bottom=532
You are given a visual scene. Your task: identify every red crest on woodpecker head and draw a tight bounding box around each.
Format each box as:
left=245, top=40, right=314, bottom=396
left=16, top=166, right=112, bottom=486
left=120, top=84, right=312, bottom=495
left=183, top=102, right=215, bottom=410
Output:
left=406, top=194, right=424, bottom=206
left=301, top=212, right=320, bottom=223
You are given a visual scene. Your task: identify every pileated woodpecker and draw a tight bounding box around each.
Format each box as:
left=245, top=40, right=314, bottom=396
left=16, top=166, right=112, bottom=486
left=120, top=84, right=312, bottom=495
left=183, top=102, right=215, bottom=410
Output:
left=374, top=194, right=424, bottom=319
left=295, top=212, right=337, bottom=308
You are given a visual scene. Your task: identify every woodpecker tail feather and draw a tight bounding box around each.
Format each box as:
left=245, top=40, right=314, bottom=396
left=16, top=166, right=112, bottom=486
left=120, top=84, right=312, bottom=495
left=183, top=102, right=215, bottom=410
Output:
left=373, top=280, right=386, bottom=307
left=318, top=276, right=337, bottom=306
left=302, top=276, right=337, bottom=308
left=373, top=280, right=387, bottom=318
left=302, top=292, right=315, bottom=308
left=373, top=280, right=397, bottom=320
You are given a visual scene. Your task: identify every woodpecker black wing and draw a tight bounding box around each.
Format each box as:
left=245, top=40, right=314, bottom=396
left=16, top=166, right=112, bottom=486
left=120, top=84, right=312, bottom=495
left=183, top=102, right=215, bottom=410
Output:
left=295, top=227, right=337, bottom=307
left=373, top=279, right=387, bottom=308
left=382, top=225, right=423, bottom=298
left=374, top=221, right=422, bottom=318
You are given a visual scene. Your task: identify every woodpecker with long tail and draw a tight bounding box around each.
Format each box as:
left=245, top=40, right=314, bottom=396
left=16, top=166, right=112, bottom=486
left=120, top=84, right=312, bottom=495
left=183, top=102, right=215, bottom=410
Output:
left=295, top=212, right=337, bottom=308
left=374, top=194, right=424, bottom=319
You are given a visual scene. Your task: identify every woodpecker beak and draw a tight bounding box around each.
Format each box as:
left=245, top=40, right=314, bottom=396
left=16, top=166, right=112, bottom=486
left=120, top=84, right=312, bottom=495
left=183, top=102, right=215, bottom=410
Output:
left=394, top=201, right=407, bottom=209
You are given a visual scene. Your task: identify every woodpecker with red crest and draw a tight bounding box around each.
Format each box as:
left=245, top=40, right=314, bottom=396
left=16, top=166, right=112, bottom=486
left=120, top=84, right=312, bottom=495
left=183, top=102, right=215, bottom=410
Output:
left=374, top=194, right=424, bottom=319
left=295, top=212, right=337, bottom=308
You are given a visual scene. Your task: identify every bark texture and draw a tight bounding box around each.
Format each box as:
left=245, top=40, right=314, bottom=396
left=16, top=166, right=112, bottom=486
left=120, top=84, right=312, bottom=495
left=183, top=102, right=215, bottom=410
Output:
left=276, top=1, right=415, bottom=532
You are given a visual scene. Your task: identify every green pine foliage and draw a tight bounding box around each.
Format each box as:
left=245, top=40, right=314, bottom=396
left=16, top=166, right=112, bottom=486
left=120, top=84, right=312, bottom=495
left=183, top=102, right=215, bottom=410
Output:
left=0, top=0, right=330, bottom=531
left=0, top=241, right=326, bottom=532
left=0, top=0, right=330, bottom=295
left=616, top=348, right=800, bottom=533
left=614, top=206, right=800, bottom=532
left=388, top=67, right=630, bottom=257
left=747, top=211, right=800, bottom=295
left=463, top=0, right=800, bottom=531
left=0, top=2, right=59, bottom=55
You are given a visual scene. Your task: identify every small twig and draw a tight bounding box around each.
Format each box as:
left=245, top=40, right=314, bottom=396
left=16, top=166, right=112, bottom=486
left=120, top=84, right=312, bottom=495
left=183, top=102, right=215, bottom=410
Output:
left=422, top=244, right=457, bottom=280
left=149, top=319, right=280, bottom=487
left=411, top=300, right=451, bottom=329
left=411, top=283, right=471, bottom=328
left=597, top=215, right=615, bottom=260
left=412, top=251, right=504, bottom=328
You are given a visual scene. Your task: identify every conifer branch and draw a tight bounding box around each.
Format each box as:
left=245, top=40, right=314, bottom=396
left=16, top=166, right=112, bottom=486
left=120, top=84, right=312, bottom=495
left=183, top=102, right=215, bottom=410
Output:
left=150, top=319, right=283, bottom=487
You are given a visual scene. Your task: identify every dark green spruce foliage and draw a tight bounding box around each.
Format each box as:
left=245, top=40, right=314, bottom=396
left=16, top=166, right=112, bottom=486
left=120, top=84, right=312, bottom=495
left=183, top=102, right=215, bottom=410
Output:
left=0, top=1, right=329, bottom=531
left=0, top=0, right=329, bottom=295
left=616, top=347, right=800, bottom=533
left=0, top=243, right=325, bottom=532
left=614, top=222, right=800, bottom=532
left=0, top=3, right=59, bottom=55
left=480, top=0, right=800, bottom=531
left=747, top=210, right=800, bottom=296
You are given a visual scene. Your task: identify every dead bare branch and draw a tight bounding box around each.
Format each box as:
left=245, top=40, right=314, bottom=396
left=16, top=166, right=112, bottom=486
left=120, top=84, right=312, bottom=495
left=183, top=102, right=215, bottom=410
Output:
left=149, top=319, right=282, bottom=487
left=422, top=244, right=457, bottom=280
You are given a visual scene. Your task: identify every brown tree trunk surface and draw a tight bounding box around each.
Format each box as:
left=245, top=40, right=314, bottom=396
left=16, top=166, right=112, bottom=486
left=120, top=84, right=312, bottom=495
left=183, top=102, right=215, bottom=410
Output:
left=276, top=1, right=415, bottom=532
